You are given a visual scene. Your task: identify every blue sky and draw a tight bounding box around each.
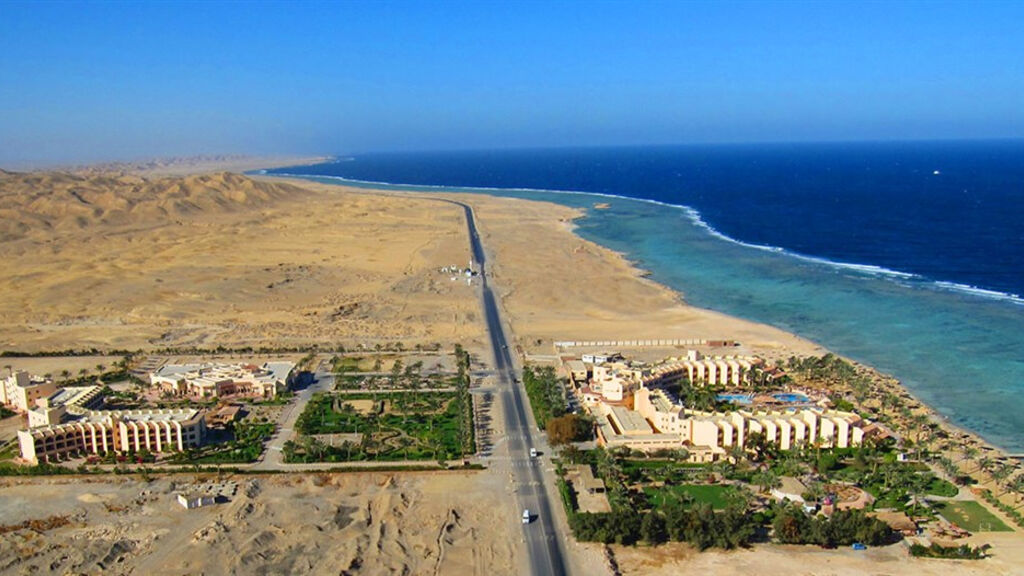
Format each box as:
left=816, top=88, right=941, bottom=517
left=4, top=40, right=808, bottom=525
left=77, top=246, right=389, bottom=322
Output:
left=1, top=0, right=1022, bottom=165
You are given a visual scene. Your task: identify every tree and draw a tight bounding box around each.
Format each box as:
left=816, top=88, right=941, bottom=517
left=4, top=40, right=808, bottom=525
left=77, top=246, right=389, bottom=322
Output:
left=992, top=463, right=1015, bottom=495
left=640, top=511, right=667, bottom=545
left=960, top=444, right=980, bottom=464
left=977, top=455, right=994, bottom=477
left=751, top=470, right=781, bottom=494
left=390, top=358, right=403, bottom=386
left=546, top=414, right=592, bottom=446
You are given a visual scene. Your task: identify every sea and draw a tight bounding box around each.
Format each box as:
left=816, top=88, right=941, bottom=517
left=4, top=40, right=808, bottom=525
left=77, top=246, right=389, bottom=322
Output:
left=268, top=140, right=1024, bottom=453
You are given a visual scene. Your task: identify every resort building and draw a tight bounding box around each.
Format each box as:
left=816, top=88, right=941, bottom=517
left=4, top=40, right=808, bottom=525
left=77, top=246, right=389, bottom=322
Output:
left=1, top=371, right=57, bottom=413
left=26, top=385, right=105, bottom=428
left=564, top=360, right=589, bottom=385
left=593, top=400, right=683, bottom=452
left=572, top=351, right=762, bottom=406
left=150, top=362, right=295, bottom=399
left=642, top=350, right=759, bottom=388
left=593, top=386, right=866, bottom=459
left=10, top=372, right=209, bottom=464
left=17, top=408, right=206, bottom=464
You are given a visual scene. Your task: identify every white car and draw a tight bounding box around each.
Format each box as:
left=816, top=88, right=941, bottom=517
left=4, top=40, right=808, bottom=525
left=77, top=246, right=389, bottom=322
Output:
left=529, top=448, right=538, bottom=458
left=522, top=509, right=531, bottom=524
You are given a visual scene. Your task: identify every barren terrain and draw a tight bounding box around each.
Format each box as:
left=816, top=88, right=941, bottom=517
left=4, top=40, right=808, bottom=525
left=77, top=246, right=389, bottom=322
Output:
left=0, top=472, right=521, bottom=576
left=0, top=171, right=484, bottom=352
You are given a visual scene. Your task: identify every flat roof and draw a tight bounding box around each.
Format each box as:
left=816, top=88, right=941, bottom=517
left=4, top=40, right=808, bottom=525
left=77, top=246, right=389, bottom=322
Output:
left=46, top=385, right=100, bottom=407
left=609, top=406, right=653, bottom=434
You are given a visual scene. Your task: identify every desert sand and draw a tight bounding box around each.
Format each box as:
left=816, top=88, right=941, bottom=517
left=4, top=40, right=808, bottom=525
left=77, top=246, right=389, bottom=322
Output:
left=0, top=472, right=521, bottom=576
left=38, top=154, right=331, bottom=178
left=0, top=170, right=484, bottom=353
left=0, top=168, right=820, bottom=359
left=257, top=177, right=825, bottom=361
left=435, top=189, right=825, bottom=359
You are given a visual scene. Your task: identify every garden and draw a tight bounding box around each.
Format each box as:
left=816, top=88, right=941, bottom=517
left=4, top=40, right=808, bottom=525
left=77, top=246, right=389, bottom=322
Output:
left=288, top=347, right=475, bottom=463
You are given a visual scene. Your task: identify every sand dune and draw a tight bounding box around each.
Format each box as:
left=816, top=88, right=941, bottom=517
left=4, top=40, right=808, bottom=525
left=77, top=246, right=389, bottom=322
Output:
left=0, top=171, right=311, bottom=241
left=0, top=172, right=483, bottom=352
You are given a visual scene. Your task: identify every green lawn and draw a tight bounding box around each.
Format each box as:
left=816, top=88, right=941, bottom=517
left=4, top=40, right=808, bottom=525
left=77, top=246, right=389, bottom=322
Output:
left=621, top=459, right=708, bottom=483
left=644, top=484, right=736, bottom=510
left=934, top=500, right=1012, bottom=532
left=926, top=477, right=959, bottom=497
left=291, top=391, right=473, bottom=462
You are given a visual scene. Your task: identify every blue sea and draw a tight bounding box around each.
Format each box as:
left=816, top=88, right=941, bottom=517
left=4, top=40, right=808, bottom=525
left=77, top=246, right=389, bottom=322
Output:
left=269, top=140, right=1024, bottom=453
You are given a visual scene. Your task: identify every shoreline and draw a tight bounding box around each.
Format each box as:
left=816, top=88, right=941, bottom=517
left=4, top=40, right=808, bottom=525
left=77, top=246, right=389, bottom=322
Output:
left=272, top=173, right=1019, bottom=476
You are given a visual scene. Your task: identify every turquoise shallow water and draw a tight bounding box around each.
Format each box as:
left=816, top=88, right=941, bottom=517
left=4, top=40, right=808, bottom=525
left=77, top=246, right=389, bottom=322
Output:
left=288, top=175, right=1024, bottom=453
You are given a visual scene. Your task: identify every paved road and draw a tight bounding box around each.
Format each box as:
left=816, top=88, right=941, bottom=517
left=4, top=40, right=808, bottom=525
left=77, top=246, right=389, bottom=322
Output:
left=250, top=369, right=333, bottom=471
left=443, top=199, right=570, bottom=576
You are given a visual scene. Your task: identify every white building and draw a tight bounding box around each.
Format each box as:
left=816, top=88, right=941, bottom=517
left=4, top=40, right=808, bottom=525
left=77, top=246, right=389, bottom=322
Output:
left=12, top=375, right=208, bottom=465
left=18, top=408, right=206, bottom=464
left=151, top=362, right=294, bottom=399
left=637, top=387, right=864, bottom=453
left=643, top=350, right=758, bottom=387
left=1, top=371, right=57, bottom=413
left=177, top=492, right=217, bottom=509
left=593, top=387, right=866, bottom=458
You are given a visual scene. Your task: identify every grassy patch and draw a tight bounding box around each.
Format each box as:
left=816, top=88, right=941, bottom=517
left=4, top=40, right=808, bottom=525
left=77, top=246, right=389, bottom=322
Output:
left=934, top=500, right=1011, bottom=532
left=644, top=484, right=736, bottom=510
left=926, top=477, right=959, bottom=497
left=333, top=356, right=366, bottom=372
left=290, top=390, right=473, bottom=462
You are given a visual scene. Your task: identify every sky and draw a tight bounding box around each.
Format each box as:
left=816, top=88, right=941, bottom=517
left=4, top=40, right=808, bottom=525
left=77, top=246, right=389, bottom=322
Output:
left=1, top=0, right=1022, bottom=166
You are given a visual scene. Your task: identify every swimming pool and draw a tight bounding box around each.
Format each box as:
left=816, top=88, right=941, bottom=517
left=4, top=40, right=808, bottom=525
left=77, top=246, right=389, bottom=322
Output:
left=717, top=393, right=754, bottom=404
left=772, top=393, right=812, bottom=403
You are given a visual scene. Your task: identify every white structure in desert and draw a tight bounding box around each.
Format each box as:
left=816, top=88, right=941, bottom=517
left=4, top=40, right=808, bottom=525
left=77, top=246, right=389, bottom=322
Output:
left=150, top=362, right=294, bottom=399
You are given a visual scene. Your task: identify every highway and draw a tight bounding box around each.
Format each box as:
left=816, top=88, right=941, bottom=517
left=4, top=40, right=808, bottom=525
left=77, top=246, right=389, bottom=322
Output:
left=444, top=199, right=570, bottom=576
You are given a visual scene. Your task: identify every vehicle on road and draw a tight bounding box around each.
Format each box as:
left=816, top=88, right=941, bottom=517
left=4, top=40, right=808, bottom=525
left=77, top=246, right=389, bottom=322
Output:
left=522, top=509, right=531, bottom=524
left=529, top=448, right=538, bottom=458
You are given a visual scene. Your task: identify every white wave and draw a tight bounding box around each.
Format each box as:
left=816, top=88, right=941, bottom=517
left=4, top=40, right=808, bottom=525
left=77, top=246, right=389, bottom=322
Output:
left=277, top=171, right=1021, bottom=304
left=933, top=282, right=1024, bottom=305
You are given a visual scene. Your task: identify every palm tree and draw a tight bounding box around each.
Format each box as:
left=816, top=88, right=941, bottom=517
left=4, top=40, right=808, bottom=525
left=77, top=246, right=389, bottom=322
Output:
left=751, top=470, right=781, bottom=494
left=977, top=455, right=995, bottom=477
left=938, top=456, right=959, bottom=481
left=991, top=463, right=1014, bottom=495
left=1009, top=475, right=1024, bottom=510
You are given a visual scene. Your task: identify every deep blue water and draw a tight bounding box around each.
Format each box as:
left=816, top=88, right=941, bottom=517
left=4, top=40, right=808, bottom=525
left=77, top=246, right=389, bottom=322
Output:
left=268, top=141, right=1024, bottom=452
